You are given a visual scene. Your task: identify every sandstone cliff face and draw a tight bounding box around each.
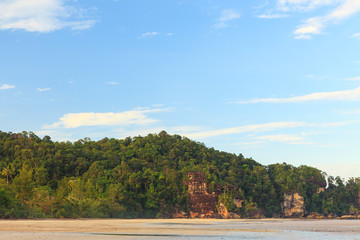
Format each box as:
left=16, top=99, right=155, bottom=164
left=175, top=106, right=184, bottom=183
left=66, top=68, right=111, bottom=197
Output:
left=217, top=203, right=229, bottom=218
left=282, top=192, right=305, bottom=217
left=185, top=172, right=218, bottom=218
left=184, top=172, right=243, bottom=219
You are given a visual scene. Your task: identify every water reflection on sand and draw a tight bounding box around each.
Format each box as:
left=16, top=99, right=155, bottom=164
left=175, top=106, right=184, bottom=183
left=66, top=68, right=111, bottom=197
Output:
left=0, top=219, right=359, bottom=239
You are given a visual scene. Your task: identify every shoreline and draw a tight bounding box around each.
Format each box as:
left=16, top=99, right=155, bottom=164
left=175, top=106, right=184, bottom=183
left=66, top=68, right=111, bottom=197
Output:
left=0, top=218, right=359, bottom=236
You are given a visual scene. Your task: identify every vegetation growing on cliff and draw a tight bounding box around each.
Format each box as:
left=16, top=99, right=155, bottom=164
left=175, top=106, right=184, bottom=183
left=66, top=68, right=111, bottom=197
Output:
left=0, top=130, right=359, bottom=218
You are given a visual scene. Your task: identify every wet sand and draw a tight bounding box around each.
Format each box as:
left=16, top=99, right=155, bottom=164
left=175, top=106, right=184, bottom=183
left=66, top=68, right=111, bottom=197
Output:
left=0, top=218, right=360, bottom=239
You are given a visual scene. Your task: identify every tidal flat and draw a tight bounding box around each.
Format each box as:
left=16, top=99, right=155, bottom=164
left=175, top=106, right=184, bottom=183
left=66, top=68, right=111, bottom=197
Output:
left=0, top=219, right=360, bottom=239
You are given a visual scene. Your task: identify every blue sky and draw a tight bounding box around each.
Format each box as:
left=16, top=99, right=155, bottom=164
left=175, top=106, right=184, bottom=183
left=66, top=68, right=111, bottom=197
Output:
left=1, top=0, right=360, bottom=178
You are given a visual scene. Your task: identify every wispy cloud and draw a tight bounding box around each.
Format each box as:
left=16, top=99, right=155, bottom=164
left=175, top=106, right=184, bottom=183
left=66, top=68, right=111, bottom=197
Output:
left=0, top=84, right=15, bottom=90
left=341, top=109, right=360, bottom=114
left=0, top=0, right=95, bottom=33
left=277, top=0, right=337, bottom=12
left=257, top=13, right=289, bottom=19
left=351, top=32, right=360, bottom=39
left=184, top=122, right=307, bottom=139
left=294, top=0, right=360, bottom=39
left=43, top=108, right=170, bottom=129
left=37, top=87, right=51, bottom=92
left=256, top=134, right=303, bottom=142
left=254, top=134, right=314, bottom=144
left=138, top=32, right=158, bottom=39
left=214, top=9, right=241, bottom=28
left=181, top=120, right=354, bottom=141
left=105, top=81, right=119, bottom=85
left=346, top=76, right=360, bottom=81
left=233, top=86, right=360, bottom=104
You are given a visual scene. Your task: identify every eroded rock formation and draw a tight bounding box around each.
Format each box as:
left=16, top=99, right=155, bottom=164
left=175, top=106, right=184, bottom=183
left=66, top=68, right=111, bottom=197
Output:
left=233, top=199, right=244, bottom=208
left=217, top=202, right=241, bottom=219
left=185, top=172, right=218, bottom=218
left=217, top=203, right=229, bottom=218
left=282, top=192, right=305, bottom=217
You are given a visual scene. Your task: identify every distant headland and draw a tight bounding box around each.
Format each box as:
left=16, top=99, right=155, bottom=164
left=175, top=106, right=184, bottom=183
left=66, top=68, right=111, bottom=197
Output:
left=0, top=130, right=359, bottom=219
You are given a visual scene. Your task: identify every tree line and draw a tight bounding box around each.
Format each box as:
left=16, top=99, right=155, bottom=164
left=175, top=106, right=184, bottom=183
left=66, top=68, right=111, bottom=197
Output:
left=0, top=130, right=359, bottom=218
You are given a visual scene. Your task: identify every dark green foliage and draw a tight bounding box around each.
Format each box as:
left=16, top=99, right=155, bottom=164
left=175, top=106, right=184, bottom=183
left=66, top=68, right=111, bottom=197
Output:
left=0, top=188, right=13, bottom=217
left=0, top=130, right=358, bottom=218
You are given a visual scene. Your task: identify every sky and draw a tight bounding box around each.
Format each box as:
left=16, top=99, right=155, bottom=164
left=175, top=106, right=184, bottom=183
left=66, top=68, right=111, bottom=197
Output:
left=1, top=0, right=360, bottom=179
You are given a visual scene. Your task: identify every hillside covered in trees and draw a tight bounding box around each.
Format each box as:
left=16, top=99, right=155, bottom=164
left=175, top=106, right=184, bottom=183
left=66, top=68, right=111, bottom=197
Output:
left=0, top=130, right=359, bottom=219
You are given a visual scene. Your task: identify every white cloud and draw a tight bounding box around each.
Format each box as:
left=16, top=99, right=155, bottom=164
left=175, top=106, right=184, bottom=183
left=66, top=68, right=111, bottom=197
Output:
left=138, top=32, right=158, bottom=39
left=105, top=81, right=119, bottom=85
left=0, top=0, right=95, bottom=33
left=234, top=86, right=360, bottom=104
left=294, top=0, right=360, bottom=39
left=214, top=9, right=241, bottom=28
left=37, top=87, right=51, bottom=92
left=351, top=32, right=360, bottom=38
left=256, top=134, right=303, bottom=142
left=179, top=120, right=354, bottom=141
left=43, top=108, right=169, bottom=129
left=346, top=76, right=360, bottom=81
left=0, top=84, right=15, bottom=90
left=294, top=16, right=324, bottom=38
left=184, top=122, right=307, bottom=139
left=166, top=32, right=174, bottom=36
left=341, top=109, right=360, bottom=114
left=257, top=13, right=289, bottom=18
left=277, top=0, right=337, bottom=12
left=254, top=134, right=314, bottom=144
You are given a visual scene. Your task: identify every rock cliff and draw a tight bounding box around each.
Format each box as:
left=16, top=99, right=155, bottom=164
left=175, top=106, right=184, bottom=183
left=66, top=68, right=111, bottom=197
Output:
left=282, top=192, right=305, bottom=217
left=185, top=172, right=219, bottom=218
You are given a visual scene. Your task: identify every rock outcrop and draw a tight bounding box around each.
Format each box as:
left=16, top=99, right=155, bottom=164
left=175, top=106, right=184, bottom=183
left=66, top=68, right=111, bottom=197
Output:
left=217, top=203, right=229, bottom=218
left=185, top=172, right=219, bottom=218
left=282, top=192, right=305, bottom=218
left=306, top=212, right=325, bottom=219
left=217, top=202, right=241, bottom=219
left=233, top=199, right=244, bottom=208
left=172, top=209, right=188, bottom=218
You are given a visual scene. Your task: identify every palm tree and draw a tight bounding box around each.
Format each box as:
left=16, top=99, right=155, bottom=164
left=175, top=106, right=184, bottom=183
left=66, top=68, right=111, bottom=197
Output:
left=2, top=164, right=15, bottom=185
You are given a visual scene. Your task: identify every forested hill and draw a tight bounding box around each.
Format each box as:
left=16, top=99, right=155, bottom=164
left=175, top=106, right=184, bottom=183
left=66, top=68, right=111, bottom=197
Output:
left=0, top=130, right=359, bottom=218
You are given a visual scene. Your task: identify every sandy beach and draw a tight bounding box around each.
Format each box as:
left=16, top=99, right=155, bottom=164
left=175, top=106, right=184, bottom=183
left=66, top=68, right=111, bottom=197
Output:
left=0, top=218, right=360, bottom=239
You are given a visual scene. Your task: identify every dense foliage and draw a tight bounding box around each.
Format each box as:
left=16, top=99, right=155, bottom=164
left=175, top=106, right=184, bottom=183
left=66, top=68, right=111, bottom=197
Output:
left=0, top=130, right=359, bottom=218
